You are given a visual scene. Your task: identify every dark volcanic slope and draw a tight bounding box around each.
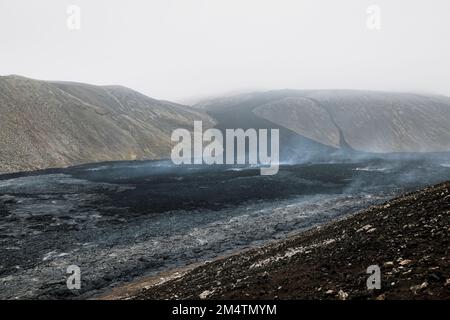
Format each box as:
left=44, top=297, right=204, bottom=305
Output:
left=130, top=181, right=450, bottom=300
left=0, top=75, right=214, bottom=173
left=200, top=90, right=338, bottom=163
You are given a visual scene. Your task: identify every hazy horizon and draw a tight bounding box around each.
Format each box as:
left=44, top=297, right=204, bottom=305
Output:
left=1, top=0, right=450, bottom=102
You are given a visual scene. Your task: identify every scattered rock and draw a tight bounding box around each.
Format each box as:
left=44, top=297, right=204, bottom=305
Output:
left=357, top=225, right=373, bottom=233
left=375, top=294, right=385, bottom=300
left=427, top=272, right=443, bottom=282
left=199, top=290, right=214, bottom=299
left=445, top=279, right=450, bottom=287
left=399, top=259, right=412, bottom=266
left=410, top=282, right=428, bottom=294
left=337, top=290, right=349, bottom=300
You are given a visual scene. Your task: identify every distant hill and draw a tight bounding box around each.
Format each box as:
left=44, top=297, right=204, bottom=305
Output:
left=0, top=75, right=214, bottom=173
left=198, top=90, right=450, bottom=160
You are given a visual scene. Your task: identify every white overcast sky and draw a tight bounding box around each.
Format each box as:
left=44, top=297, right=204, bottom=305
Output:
left=1, top=0, right=449, bottom=102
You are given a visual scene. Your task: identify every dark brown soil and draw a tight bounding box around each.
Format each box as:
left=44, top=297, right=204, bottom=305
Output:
left=129, top=181, right=450, bottom=300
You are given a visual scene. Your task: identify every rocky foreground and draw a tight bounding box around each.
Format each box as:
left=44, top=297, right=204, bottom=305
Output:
left=106, top=181, right=450, bottom=300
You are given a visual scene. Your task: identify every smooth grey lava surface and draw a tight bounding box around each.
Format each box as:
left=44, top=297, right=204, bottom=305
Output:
left=1, top=159, right=450, bottom=299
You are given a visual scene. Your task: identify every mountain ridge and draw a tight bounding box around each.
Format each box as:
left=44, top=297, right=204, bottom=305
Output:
left=198, top=89, right=450, bottom=154
left=0, top=75, right=214, bottom=173
left=2, top=76, right=450, bottom=173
